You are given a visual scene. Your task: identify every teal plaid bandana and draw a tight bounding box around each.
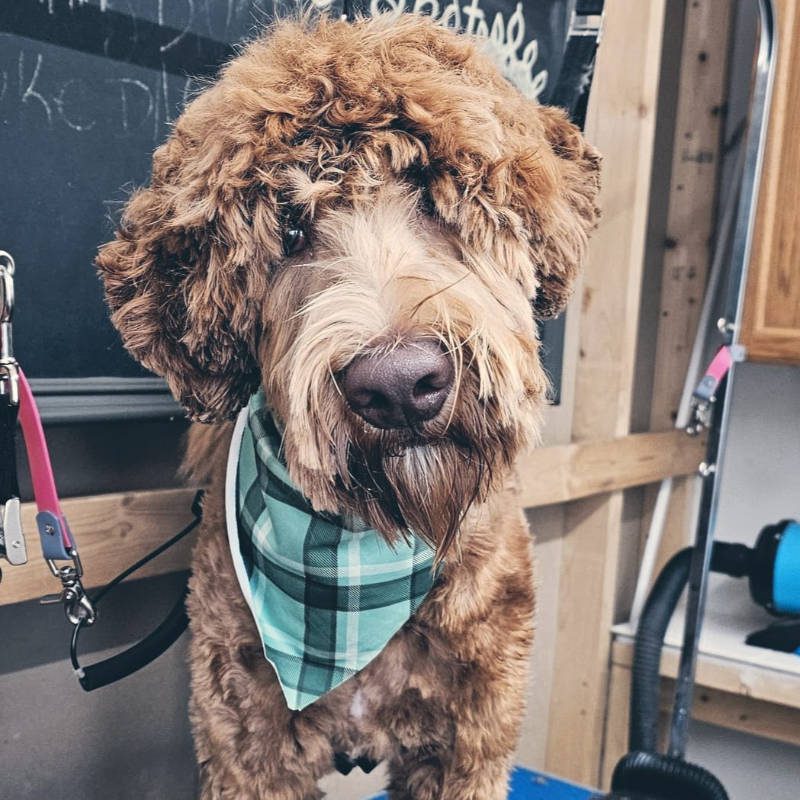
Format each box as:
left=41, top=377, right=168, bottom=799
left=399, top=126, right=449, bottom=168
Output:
left=225, top=390, right=436, bottom=711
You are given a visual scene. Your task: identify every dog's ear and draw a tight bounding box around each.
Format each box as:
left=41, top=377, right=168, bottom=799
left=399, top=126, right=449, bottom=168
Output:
left=96, top=114, right=274, bottom=422
left=514, top=105, right=601, bottom=320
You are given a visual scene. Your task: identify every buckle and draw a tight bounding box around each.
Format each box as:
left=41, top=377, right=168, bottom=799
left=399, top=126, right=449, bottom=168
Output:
left=0, top=497, right=27, bottom=567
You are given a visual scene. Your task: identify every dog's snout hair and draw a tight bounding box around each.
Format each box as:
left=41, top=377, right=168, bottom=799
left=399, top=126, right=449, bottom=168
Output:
left=261, top=185, right=549, bottom=553
left=96, top=12, right=600, bottom=554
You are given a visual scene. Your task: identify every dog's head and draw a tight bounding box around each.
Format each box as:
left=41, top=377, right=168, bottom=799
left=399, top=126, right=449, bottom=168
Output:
left=96, top=14, right=600, bottom=555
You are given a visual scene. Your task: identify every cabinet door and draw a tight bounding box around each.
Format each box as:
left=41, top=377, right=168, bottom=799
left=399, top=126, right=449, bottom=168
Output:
left=740, top=0, right=800, bottom=364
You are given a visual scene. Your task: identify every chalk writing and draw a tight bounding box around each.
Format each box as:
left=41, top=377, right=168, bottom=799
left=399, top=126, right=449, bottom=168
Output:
left=19, top=52, right=52, bottom=125
left=54, top=78, right=97, bottom=131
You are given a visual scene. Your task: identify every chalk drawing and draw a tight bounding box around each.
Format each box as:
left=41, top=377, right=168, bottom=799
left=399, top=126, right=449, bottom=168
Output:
left=18, top=52, right=53, bottom=126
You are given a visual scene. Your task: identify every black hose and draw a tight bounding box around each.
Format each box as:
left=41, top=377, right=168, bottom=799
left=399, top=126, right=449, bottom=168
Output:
left=612, top=751, right=729, bottom=800
left=630, top=547, right=693, bottom=753
left=630, top=541, right=754, bottom=753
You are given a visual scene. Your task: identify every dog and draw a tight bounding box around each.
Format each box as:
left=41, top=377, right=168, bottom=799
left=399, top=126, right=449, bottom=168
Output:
left=96, top=12, right=599, bottom=799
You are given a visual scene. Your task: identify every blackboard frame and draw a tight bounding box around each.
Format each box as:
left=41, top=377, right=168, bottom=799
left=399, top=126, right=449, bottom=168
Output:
left=27, top=377, right=180, bottom=423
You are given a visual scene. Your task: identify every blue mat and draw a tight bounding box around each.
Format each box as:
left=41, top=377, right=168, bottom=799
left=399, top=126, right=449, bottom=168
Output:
left=368, top=766, right=597, bottom=799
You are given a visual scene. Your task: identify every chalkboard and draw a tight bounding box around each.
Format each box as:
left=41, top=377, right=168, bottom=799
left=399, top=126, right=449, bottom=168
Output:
left=0, top=0, right=580, bottom=417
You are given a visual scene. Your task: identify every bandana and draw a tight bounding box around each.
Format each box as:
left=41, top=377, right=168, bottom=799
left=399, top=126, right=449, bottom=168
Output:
left=225, top=390, right=436, bottom=710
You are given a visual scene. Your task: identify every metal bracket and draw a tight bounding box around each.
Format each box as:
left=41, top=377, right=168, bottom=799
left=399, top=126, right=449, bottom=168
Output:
left=568, top=13, right=605, bottom=44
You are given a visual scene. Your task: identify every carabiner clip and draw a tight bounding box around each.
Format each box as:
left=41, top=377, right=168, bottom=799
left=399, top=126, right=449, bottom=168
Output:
left=44, top=550, right=97, bottom=626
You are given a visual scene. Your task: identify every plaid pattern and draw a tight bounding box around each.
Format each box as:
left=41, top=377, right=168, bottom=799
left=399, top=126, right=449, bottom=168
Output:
left=227, top=390, right=436, bottom=711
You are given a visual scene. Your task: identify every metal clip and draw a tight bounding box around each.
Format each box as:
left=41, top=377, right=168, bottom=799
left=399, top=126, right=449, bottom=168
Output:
left=0, top=497, right=28, bottom=566
left=685, top=398, right=714, bottom=436
left=0, top=251, right=19, bottom=406
left=43, top=550, right=97, bottom=626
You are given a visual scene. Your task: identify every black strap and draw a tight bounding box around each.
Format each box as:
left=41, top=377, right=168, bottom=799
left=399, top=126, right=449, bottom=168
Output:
left=0, top=400, right=19, bottom=504
left=69, top=490, right=203, bottom=691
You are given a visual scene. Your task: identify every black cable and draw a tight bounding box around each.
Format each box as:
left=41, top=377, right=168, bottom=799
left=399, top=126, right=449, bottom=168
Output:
left=69, top=490, right=203, bottom=689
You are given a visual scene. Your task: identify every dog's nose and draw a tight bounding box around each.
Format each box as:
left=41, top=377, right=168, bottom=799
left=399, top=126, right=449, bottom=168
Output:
left=342, top=340, right=454, bottom=429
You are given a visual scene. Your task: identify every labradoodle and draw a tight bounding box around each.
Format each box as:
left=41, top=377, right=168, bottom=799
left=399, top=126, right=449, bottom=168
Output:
left=96, top=12, right=600, bottom=800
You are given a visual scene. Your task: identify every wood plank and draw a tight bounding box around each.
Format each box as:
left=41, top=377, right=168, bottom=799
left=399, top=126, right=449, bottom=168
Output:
left=740, top=0, right=800, bottom=363
left=0, top=430, right=703, bottom=607
left=691, top=684, right=800, bottom=748
left=517, top=430, right=705, bottom=508
left=0, top=488, right=197, bottom=606
left=605, top=649, right=800, bottom=758
left=544, top=0, right=667, bottom=786
left=641, top=0, right=733, bottom=585
left=649, top=0, right=732, bottom=432
left=601, top=662, right=633, bottom=789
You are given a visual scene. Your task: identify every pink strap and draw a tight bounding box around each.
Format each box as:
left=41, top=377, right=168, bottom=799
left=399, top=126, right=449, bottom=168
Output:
left=17, top=369, right=73, bottom=550
left=704, top=346, right=733, bottom=384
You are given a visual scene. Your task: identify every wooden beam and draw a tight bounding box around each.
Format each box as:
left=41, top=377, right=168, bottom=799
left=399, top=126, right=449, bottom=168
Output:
left=601, top=661, right=633, bottom=789
left=544, top=0, right=667, bottom=786
left=0, top=430, right=703, bottom=608
left=517, top=430, right=705, bottom=509
left=643, top=0, right=734, bottom=591
left=0, top=488, right=197, bottom=607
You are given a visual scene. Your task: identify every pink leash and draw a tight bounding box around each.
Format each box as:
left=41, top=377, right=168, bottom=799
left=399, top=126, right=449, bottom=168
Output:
left=16, top=369, right=94, bottom=623
left=18, top=369, right=75, bottom=557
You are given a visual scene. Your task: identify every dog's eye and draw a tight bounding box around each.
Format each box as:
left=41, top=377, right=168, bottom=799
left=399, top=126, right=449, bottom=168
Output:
left=282, top=227, right=308, bottom=257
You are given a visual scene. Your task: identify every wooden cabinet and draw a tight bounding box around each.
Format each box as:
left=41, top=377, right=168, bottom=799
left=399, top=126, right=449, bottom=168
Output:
left=740, top=0, right=800, bottom=363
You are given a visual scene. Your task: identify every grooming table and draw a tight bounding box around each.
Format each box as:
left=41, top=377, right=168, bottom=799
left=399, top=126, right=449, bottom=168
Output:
left=369, top=766, right=599, bottom=799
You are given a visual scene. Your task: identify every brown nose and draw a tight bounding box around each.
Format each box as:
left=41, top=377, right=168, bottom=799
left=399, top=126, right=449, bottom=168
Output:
left=341, top=340, right=454, bottom=429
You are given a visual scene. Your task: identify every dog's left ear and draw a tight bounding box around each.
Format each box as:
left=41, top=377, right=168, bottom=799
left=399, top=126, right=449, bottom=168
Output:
left=514, top=105, right=601, bottom=320
left=95, top=119, right=271, bottom=423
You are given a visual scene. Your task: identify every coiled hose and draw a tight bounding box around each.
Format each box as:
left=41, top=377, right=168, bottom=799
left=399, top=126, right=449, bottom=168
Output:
left=613, top=541, right=751, bottom=799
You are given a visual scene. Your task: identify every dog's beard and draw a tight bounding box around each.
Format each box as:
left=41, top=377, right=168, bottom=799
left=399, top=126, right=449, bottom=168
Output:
left=327, top=404, right=522, bottom=561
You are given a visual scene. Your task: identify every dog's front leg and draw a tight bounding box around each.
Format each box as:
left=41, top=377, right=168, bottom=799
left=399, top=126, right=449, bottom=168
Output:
left=189, top=609, right=338, bottom=800
left=187, top=513, right=338, bottom=800
left=383, top=524, right=534, bottom=800
left=382, top=636, right=530, bottom=800
left=384, top=692, right=520, bottom=800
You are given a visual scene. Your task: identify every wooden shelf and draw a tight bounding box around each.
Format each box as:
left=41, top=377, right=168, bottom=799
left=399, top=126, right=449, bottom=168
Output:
left=603, top=578, right=800, bottom=784
left=612, top=577, right=800, bottom=710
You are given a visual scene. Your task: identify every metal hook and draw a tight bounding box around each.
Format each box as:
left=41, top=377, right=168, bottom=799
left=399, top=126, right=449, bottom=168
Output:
left=42, top=550, right=97, bottom=626
left=0, top=251, right=18, bottom=406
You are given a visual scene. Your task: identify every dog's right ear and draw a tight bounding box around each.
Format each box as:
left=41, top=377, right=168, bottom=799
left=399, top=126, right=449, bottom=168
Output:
left=96, top=114, right=275, bottom=422
left=521, top=104, right=601, bottom=321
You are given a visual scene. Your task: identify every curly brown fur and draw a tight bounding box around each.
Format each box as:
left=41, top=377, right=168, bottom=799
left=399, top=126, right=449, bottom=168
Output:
left=97, top=12, right=599, bottom=799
